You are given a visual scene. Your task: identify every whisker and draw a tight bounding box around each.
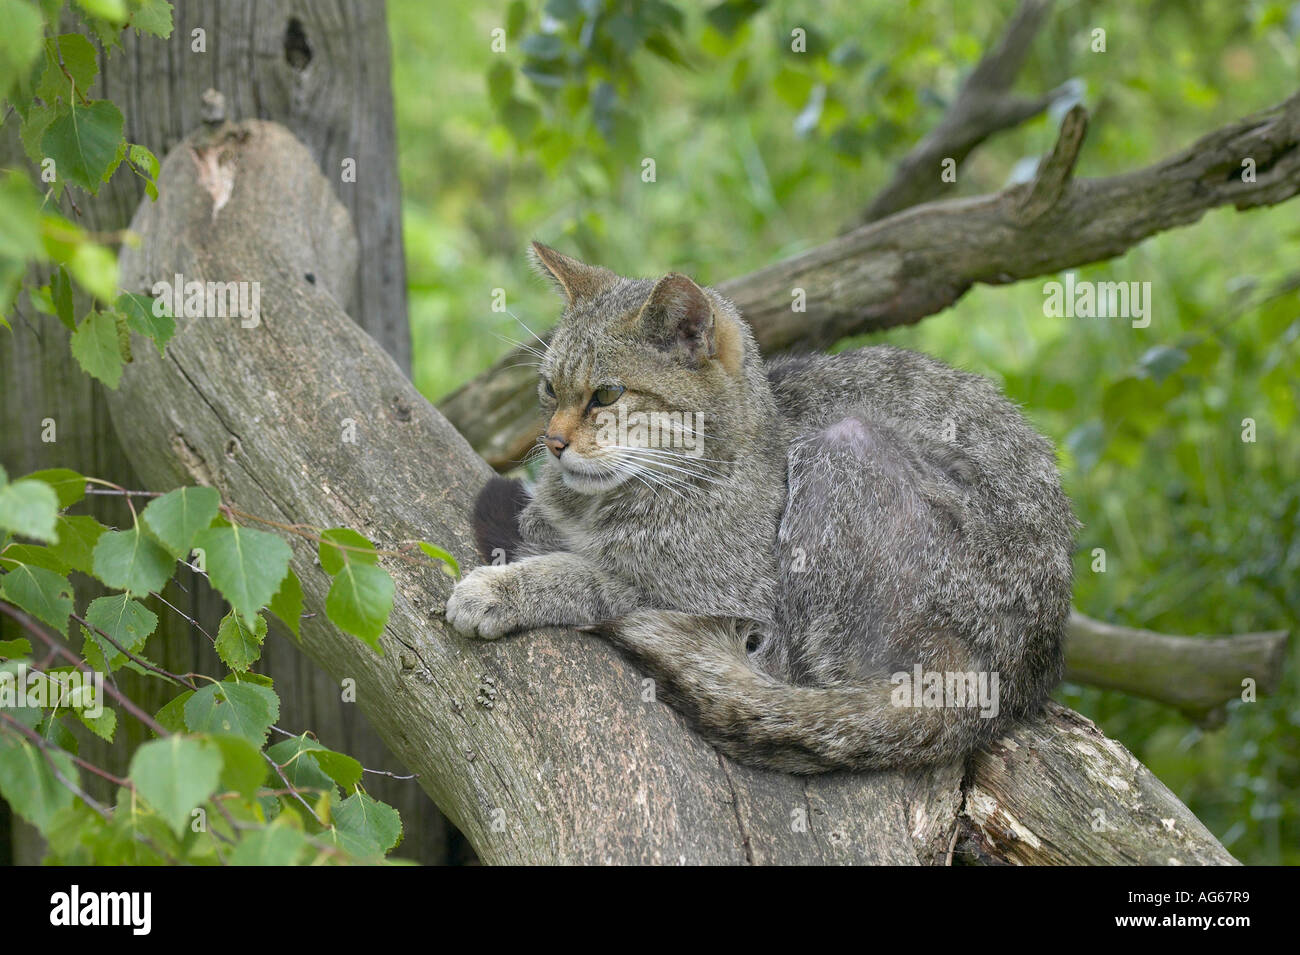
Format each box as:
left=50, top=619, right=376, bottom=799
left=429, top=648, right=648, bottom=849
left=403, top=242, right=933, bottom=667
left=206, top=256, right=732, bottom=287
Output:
left=491, top=332, right=548, bottom=362
left=611, top=448, right=728, bottom=484
left=604, top=438, right=730, bottom=464
left=504, top=307, right=550, bottom=350
left=611, top=446, right=731, bottom=476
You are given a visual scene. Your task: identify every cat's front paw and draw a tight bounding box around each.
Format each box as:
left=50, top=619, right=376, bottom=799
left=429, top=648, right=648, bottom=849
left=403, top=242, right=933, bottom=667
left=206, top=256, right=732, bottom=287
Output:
left=445, top=565, right=522, bottom=640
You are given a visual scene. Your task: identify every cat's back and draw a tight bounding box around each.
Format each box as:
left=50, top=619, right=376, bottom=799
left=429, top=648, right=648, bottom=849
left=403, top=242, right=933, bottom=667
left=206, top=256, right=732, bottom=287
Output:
left=767, top=346, right=1059, bottom=490
left=767, top=343, right=1076, bottom=583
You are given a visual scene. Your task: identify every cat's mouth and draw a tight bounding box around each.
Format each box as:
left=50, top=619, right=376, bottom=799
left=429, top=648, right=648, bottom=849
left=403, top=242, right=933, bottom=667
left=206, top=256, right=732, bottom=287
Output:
left=555, top=454, right=630, bottom=494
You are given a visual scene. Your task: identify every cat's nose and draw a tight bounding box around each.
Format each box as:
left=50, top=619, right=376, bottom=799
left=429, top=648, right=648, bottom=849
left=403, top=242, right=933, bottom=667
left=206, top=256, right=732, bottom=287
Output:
left=544, top=433, right=569, bottom=458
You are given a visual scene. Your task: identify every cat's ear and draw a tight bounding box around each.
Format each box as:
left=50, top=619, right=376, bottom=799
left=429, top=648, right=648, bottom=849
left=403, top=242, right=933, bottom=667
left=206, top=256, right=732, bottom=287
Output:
left=529, top=241, right=617, bottom=306
left=638, top=272, right=716, bottom=364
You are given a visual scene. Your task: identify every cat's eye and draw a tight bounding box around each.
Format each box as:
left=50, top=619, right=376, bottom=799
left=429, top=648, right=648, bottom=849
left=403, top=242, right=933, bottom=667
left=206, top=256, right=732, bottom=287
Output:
left=591, top=386, right=625, bottom=407
left=543, top=379, right=556, bottom=398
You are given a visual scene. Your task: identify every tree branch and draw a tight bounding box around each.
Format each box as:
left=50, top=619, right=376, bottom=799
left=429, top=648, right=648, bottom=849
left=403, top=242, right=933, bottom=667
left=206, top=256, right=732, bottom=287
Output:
left=104, top=118, right=1238, bottom=864
left=1064, top=612, right=1289, bottom=723
left=858, top=0, right=1069, bottom=224
left=442, top=90, right=1300, bottom=471
left=957, top=703, right=1238, bottom=865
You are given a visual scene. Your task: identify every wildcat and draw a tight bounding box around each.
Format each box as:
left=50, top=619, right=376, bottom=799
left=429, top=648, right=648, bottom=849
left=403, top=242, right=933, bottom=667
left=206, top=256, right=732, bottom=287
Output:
left=445, top=242, right=1076, bottom=773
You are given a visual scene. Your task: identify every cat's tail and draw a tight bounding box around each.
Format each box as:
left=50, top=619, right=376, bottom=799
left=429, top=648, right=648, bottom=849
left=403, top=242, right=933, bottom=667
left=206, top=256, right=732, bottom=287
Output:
left=591, top=610, right=1004, bottom=773
left=471, top=476, right=530, bottom=564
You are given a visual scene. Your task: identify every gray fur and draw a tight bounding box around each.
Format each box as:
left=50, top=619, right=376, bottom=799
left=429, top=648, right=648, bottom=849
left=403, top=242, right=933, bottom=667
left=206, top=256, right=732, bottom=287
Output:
left=446, top=247, right=1076, bottom=773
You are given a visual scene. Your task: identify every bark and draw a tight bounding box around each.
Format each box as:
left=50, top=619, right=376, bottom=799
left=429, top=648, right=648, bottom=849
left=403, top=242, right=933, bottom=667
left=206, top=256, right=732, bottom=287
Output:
left=442, top=90, right=1300, bottom=471
left=958, top=703, right=1237, bottom=865
left=0, top=0, right=450, bottom=864
left=103, top=117, right=1238, bottom=865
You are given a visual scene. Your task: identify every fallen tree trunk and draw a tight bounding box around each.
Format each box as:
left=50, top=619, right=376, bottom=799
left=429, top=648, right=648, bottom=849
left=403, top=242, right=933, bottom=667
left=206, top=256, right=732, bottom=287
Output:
left=444, top=90, right=1300, bottom=470
left=104, top=117, right=1236, bottom=864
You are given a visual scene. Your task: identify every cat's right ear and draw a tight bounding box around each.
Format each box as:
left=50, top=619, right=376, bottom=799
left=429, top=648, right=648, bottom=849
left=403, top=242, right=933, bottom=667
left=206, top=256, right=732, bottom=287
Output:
left=529, top=241, right=617, bottom=306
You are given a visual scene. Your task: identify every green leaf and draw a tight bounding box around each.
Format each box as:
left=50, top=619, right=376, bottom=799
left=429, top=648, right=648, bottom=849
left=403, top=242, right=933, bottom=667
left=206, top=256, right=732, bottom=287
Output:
left=128, top=735, right=222, bottom=836
left=92, top=522, right=175, bottom=595
left=102, top=788, right=180, bottom=864
left=43, top=714, right=80, bottom=754
left=417, top=541, right=460, bottom=578
left=142, top=485, right=219, bottom=559
left=66, top=241, right=119, bottom=302
left=0, top=0, right=45, bottom=100
left=18, top=104, right=58, bottom=165
left=263, top=736, right=363, bottom=793
left=47, top=514, right=107, bottom=574
left=83, top=591, right=157, bottom=668
left=0, top=564, right=73, bottom=632
left=0, top=637, right=33, bottom=657
left=204, top=733, right=267, bottom=798
left=334, top=791, right=402, bottom=854
left=318, top=527, right=379, bottom=575
left=0, top=543, right=69, bottom=574
left=51, top=267, right=76, bottom=330
left=74, top=0, right=128, bottom=25
left=153, top=690, right=192, bottom=735
left=75, top=704, right=116, bottom=742
left=325, top=562, right=393, bottom=652
left=318, top=822, right=382, bottom=860
left=501, top=96, right=541, bottom=142
left=1137, top=345, right=1190, bottom=382
left=268, top=566, right=303, bottom=639
left=22, top=468, right=85, bottom=508
left=194, top=524, right=292, bottom=626
left=128, top=0, right=173, bottom=38
left=126, top=143, right=160, bottom=199
left=229, top=820, right=308, bottom=865
left=41, top=99, right=125, bottom=194
left=487, top=61, right=514, bottom=109
left=215, top=609, right=266, bottom=672
left=0, top=736, right=78, bottom=834
left=184, top=681, right=279, bottom=747
left=266, top=735, right=336, bottom=793
left=506, top=0, right=527, bottom=39
left=0, top=477, right=59, bottom=542
left=35, top=34, right=98, bottom=105
left=520, top=33, right=565, bottom=60
left=69, top=308, right=125, bottom=388
left=0, top=172, right=43, bottom=262
left=116, top=290, right=173, bottom=354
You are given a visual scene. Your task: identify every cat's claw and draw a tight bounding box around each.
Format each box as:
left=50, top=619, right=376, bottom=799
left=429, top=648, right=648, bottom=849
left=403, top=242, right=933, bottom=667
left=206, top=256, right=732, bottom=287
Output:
left=445, top=565, right=519, bottom=640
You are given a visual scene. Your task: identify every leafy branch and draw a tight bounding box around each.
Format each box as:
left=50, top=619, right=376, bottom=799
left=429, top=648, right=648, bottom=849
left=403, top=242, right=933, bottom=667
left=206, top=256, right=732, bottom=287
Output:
left=0, top=462, right=456, bottom=864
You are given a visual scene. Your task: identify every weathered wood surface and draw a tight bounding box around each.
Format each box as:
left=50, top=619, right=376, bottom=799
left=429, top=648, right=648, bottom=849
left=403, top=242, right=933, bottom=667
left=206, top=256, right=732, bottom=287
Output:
left=105, top=117, right=1237, bottom=864
left=442, top=90, right=1300, bottom=470
left=959, top=703, right=1238, bottom=865
left=0, top=0, right=447, bottom=863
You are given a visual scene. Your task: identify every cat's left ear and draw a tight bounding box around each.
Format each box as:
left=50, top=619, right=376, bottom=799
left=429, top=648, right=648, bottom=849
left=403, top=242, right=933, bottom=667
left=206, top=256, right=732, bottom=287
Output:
left=637, top=272, right=716, bottom=364
left=529, top=241, right=618, bottom=306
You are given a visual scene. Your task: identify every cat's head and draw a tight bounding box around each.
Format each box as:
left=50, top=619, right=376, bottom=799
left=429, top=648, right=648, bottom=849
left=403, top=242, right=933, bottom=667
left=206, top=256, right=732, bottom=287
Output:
left=527, top=242, right=761, bottom=495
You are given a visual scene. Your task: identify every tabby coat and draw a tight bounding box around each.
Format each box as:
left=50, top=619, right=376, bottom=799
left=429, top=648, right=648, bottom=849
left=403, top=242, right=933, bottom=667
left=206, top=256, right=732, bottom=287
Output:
left=446, top=243, right=1076, bottom=773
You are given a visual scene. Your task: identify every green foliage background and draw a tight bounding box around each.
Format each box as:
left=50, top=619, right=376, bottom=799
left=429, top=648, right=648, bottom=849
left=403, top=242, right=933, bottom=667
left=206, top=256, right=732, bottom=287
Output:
left=389, top=0, right=1300, bottom=863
